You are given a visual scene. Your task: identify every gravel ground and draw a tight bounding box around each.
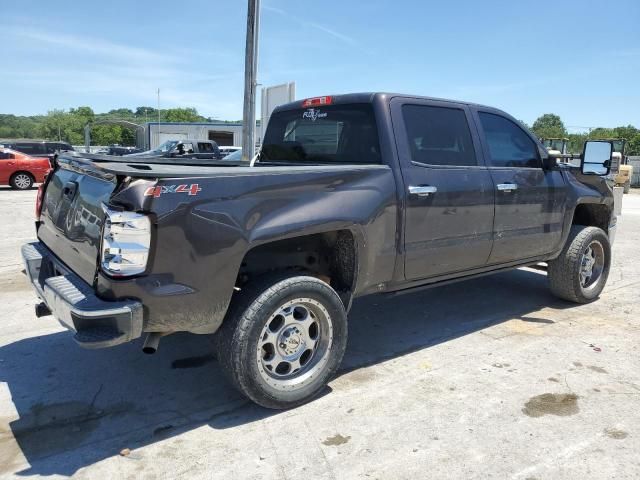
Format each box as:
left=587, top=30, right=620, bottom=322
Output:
left=0, top=187, right=638, bottom=479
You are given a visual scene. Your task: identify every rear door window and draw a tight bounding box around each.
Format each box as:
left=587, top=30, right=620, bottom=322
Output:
left=261, top=104, right=380, bottom=164
left=46, top=143, right=59, bottom=154
left=198, top=142, right=214, bottom=153
left=402, top=105, right=477, bottom=166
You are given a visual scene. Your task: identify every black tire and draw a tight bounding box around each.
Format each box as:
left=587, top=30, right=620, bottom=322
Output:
left=548, top=225, right=611, bottom=303
left=623, top=180, right=630, bottom=194
left=215, top=274, right=348, bottom=409
left=10, top=172, right=34, bottom=190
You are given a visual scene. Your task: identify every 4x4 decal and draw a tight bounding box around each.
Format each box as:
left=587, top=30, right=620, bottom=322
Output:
left=144, top=184, right=202, bottom=198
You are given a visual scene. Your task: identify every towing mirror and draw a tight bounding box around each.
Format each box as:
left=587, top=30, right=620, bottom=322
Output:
left=581, top=141, right=612, bottom=175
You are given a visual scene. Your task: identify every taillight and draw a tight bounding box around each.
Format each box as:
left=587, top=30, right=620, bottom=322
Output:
left=35, top=182, right=45, bottom=220
left=101, top=206, right=151, bottom=277
left=302, top=96, right=332, bottom=107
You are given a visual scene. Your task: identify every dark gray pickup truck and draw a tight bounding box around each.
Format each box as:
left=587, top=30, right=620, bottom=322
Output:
left=126, top=139, right=223, bottom=160
left=22, top=93, right=617, bottom=408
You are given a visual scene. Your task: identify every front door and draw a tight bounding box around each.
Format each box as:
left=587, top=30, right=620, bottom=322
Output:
left=391, top=99, right=495, bottom=280
left=474, top=110, right=568, bottom=264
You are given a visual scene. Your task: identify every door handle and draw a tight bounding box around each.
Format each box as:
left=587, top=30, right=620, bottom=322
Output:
left=408, top=185, right=437, bottom=197
left=497, top=183, right=518, bottom=192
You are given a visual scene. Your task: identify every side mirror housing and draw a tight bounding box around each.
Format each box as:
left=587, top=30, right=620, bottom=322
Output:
left=581, top=141, right=613, bottom=175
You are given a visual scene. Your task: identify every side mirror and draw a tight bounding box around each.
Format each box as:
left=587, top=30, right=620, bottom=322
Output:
left=581, top=141, right=612, bottom=175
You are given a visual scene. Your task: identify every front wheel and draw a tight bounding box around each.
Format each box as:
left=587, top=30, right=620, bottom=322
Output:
left=548, top=225, right=611, bottom=303
left=215, top=274, right=348, bottom=409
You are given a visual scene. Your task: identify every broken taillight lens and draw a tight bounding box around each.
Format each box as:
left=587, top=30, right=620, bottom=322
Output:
left=101, top=206, right=151, bottom=277
left=35, top=180, right=46, bottom=220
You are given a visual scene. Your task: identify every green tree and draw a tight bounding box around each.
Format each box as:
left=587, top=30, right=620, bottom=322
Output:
left=567, top=133, right=588, bottom=154
left=627, top=134, right=640, bottom=156
left=135, top=106, right=157, bottom=117
left=40, top=109, right=69, bottom=141
left=108, top=108, right=134, bottom=117
left=163, top=107, right=203, bottom=123
left=531, top=113, right=567, bottom=139
left=92, top=124, right=124, bottom=145
left=588, top=127, right=616, bottom=139
left=612, top=125, right=638, bottom=140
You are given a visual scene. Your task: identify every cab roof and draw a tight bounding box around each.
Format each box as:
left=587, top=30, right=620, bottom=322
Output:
left=274, top=92, right=498, bottom=113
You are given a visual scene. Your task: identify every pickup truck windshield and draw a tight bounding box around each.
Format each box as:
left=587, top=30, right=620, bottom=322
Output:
left=261, top=104, right=381, bottom=165
left=151, top=140, right=178, bottom=154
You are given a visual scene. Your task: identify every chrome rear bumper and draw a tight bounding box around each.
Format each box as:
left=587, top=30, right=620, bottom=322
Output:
left=21, top=242, right=143, bottom=348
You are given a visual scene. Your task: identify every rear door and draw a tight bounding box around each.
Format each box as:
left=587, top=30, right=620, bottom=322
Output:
left=473, top=109, right=568, bottom=264
left=391, top=98, right=495, bottom=280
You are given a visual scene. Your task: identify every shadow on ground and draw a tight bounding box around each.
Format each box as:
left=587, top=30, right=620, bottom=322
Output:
left=0, top=268, right=571, bottom=476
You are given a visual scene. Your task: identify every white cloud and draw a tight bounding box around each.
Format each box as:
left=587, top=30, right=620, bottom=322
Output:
left=7, top=28, right=177, bottom=64
left=262, top=5, right=357, bottom=45
left=3, top=27, right=244, bottom=118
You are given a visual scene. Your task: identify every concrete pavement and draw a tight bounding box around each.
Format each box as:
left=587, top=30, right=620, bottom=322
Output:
left=0, top=187, right=638, bottom=479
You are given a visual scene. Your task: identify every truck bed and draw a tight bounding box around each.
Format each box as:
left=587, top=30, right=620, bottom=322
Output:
left=63, top=152, right=387, bottom=178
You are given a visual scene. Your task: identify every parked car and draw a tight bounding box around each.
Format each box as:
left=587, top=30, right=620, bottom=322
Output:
left=0, top=147, right=50, bottom=189
left=126, top=139, right=222, bottom=160
left=22, top=93, right=617, bottom=409
left=95, top=145, right=144, bottom=156
left=0, top=139, right=74, bottom=162
left=222, top=149, right=243, bottom=161
left=218, top=146, right=242, bottom=157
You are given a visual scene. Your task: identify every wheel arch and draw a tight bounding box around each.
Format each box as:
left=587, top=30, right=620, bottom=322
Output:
left=236, top=228, right=360, bottom=311
left=571, top=202, right=611, bottom=232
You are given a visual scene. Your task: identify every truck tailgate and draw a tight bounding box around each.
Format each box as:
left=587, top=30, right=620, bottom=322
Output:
left=37, top=158, right=118, bottom=285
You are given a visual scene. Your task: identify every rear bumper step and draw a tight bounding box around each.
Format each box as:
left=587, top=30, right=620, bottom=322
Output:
left=21, top=242, right=143, bottom=349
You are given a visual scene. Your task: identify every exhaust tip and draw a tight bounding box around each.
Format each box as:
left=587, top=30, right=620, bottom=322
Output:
left=35, top=302, right=51, bottom=318
left=142, top=333, right=162, bottom=354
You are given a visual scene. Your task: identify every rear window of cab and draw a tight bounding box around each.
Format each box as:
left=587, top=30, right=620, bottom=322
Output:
left=261, top=104, right=381, bottom=165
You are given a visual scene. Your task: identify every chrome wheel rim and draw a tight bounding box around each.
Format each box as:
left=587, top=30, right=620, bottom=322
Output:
left=580, top=240, right=605, bottom=290
left=14, top=174, right=31, bottom=189
left=256, top=298, right=333, bottom=391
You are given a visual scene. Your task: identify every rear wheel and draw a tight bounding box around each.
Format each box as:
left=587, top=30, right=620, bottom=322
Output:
left=10, top=172, right=34, bottom=190
left=623, top=180, right=630, bottom=194
left=215, top=274, right=348, bottom=409
left=548, top=225, right=611, bottom=303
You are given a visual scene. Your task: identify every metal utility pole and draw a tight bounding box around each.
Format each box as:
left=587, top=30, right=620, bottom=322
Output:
left=157, top=88, right=161, bottom=148
left=84, top=124, right=90, bottom=153
left=242, top=0, right=260, bottom=161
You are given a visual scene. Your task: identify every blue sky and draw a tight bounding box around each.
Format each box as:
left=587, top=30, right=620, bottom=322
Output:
left=2, top=0, right=639, bottom=129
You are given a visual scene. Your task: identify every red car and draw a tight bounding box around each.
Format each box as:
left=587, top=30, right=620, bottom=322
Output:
left=0, top=148, right=50, bottom=189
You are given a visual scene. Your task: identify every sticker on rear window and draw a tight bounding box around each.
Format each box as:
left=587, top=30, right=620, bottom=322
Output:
left=302, top=108, right=327, bottom=122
